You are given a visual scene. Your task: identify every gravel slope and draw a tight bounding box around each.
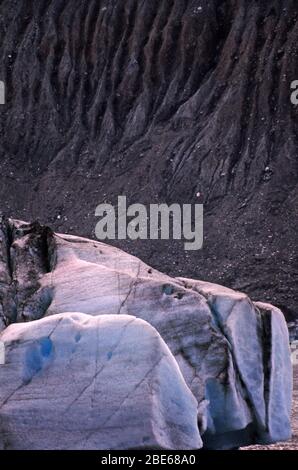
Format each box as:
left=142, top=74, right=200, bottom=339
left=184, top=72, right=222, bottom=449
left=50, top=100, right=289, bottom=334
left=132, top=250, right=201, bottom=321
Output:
left=0, top=1, right=297, bottom=320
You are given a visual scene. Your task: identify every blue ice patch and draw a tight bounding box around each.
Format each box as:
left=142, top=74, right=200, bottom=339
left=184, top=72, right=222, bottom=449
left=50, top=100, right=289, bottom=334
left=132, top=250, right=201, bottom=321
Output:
left=23, top=337, right=54, bottom=384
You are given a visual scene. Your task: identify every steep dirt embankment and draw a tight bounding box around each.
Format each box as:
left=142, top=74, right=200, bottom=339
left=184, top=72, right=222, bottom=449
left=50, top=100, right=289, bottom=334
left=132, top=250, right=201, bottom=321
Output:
left=0, top=0, right=297, bottom=318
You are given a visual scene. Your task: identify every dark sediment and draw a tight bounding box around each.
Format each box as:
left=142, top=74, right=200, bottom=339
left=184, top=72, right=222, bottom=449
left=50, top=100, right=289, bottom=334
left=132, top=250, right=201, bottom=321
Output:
left=0, top=0, right=297, bottom=319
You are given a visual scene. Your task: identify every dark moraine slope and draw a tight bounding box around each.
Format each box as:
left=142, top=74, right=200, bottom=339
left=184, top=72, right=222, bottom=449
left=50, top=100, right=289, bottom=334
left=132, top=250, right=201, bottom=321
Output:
left=0, top=0, right=297, bottom=319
